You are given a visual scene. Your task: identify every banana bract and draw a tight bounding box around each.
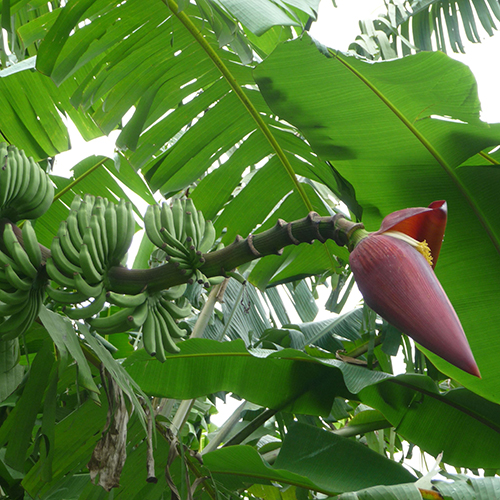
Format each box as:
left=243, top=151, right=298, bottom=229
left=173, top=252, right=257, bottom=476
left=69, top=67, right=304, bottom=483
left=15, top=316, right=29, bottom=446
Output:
left=349, top=201, right=480, bottom=378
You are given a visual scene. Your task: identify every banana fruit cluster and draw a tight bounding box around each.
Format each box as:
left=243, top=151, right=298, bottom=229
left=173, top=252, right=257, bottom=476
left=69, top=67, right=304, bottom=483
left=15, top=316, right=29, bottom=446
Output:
left=0, top=221, right=45, bottom=339
left=144, top=198, right=217, bottom=287
left=46, top=194, right=136, bottom=311
left=0, top=143, right=54, bottom=222
left=88, top=284, right=189, bottom=358
left=141, top=285, right=190, bottom=359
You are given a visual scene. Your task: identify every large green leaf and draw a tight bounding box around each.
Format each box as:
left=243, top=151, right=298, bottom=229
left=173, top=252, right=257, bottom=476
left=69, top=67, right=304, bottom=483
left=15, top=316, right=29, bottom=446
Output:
left=273, top=423, right=415, bottom=492
left=0, top=339, right=24, bottom=403
left=204, top=422, right=414, bottom=495
left=21, top=398, right=108, bottom=498
left=254, top=36, right=500, bottom=399
left=0, top=66, right=68, bottom=158
left=124, top=339, right=391, bottom=415
left=32, top=0, right=344, bottom=286
left=359, top=374, right=500, bottom=468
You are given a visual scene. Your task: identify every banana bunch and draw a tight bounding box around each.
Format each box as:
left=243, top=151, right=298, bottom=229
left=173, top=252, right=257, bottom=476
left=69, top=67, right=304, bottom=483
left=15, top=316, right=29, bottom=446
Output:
left=0, top=221, right=45, bottom=339
left=144, top=198, right=217, bottom=287
left=46, top=195, right=136, bottom=313
left=86, top=284, right=189, bottom=359
left=141, top=285, right=190, bottom=360
left=0, top=143, right=54, bottom=222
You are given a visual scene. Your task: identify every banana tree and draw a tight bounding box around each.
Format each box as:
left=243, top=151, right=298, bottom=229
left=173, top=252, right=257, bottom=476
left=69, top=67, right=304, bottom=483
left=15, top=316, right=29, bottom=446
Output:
left=0, top=1, right=499, bottom=499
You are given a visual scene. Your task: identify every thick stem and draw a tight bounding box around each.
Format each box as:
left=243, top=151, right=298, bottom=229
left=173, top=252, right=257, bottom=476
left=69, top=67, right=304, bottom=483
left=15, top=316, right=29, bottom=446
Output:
left=106, top=213, right=362, bottom=294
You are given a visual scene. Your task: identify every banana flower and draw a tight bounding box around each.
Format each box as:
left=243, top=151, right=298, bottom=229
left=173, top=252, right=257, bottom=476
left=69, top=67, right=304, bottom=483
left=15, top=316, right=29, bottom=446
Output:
left=349, top=201, right=480, bottom=378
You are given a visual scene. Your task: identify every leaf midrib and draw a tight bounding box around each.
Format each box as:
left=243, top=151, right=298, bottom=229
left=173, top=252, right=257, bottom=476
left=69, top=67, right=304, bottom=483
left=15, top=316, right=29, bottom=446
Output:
left=332, top=49, right=500, bottom=255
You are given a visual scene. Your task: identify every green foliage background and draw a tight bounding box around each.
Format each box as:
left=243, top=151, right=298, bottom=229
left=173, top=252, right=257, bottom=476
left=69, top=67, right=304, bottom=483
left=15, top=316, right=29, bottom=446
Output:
left=0, top=0, right=499, bottom=499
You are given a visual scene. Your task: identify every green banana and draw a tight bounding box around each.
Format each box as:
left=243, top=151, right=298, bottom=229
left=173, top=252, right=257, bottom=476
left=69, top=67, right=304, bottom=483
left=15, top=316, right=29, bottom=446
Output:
left=159, top=296, right=192, bottom=319
left=79, top=244, right=103, bottom=285
left=123, top=202, right=136, bottom=260
left=90, top=215, right=105, bottom=268
left=51, top=237, right=81, bottom=277
left=151, top=306, right=169, bottom=360
left=0, top=286, right=29, bottom=306
left=159, top=227, right=191, bottom=259
left=141, top=307, right=156, bottom=357
left=70, top=195, right=82, bottom=212
left=128, top=300, right=149, bottom=329
left=0, top=145, right=10, bottom=207
left=64, top=289, right=107, bottom=320
left=83, top=228, right=104, bottom=274
left=4, top=152, right=17, bottom=204
left=46, top=286, right=89, bottom=305
left=171, top=198, right=184, bottom=241
left=17, top=158, right=41, bottom=215
left=160, top=202, right=175, bottom=234
left=2, top=224, right=37, bottom=278
left=106, top=290, right=148, bottom=308
left=77, top=201, right=90, bottom=236
left=104, top=203, right=118, bottom=260
left=92, top=199, right=108, bottom=259
left=74, top=272, right=103, bottom=299
left=198, top=219, right=216, bottom=253
left=183, top=211, right=198, bottom=248
left=89, top=306, right=136, bottom=334
left=0, top=299, right=27, bottom=316
left=144, top=204, right=164, bottom=248
left=155, top=306, right=182, bottom=352
left=57, top=221, right=81, bottom=266
left=156, top=303, right=187, bottom=340
left=20, top=167, right=54, bottom=220
left=45, top=257, right=76, bottom=288
left=21, top=220, right=42, bottom=269
left=4, top=264, right=32, bottom=291
left=162, top=283, right=187, bottom=300
left=0, top=247, right=18, bottom=270
left=113, top=199, right=129, bottom=262
left=8, top=148, right=23, bottom=202
left=66, top=211, right=83, bottom=248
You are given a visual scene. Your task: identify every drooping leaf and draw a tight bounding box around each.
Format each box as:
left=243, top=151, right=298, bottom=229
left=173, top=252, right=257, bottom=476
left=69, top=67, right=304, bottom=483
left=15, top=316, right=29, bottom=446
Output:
left=124, top=339, right=391, bottom=415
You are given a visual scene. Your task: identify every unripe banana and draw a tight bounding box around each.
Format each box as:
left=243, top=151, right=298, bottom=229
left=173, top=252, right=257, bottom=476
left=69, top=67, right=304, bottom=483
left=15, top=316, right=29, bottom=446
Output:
left=51, top=237, right=81, bottom=277
left=64, top=289, right=107, bottom=320
left=104, top=203, right=118, bottom=260
left=159, top=296, right=192, bottom=319
left=89, top=306, right=136, bottom=334
left=74, top=272, right=103, bottom=299
left=46, top=257, right=76, bottom=288
left=144, top=204, right=163, bottom=249
left=57, top=221, right=81, bottom=266
left=0, top=286, right=29, bottom=305
left=141, top=308, right=157, bottom=357
left=198, top=219, right=216, bottom=254
left=2, top=224, right=38, bottom=278
left=4, top=264, right=32, bottom=291
left=66, top=211, right=83, bottom=248
left=162, top=283, right=187, bottom=300
left=79, top=244, right=103, bottom=285
left=106, top=291, right=148, bottom=308
left=171, top=198, right=184, bottom=241
left=156, top=303, right=187, bottom=340
left=21, top=220, right=42, bottom=269
left=46, top=286, right=89, bottom=305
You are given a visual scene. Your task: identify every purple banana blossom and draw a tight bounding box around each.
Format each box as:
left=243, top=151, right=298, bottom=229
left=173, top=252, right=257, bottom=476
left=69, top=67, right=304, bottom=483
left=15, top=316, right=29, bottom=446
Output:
left=349, top=201, right=480, bottom=378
